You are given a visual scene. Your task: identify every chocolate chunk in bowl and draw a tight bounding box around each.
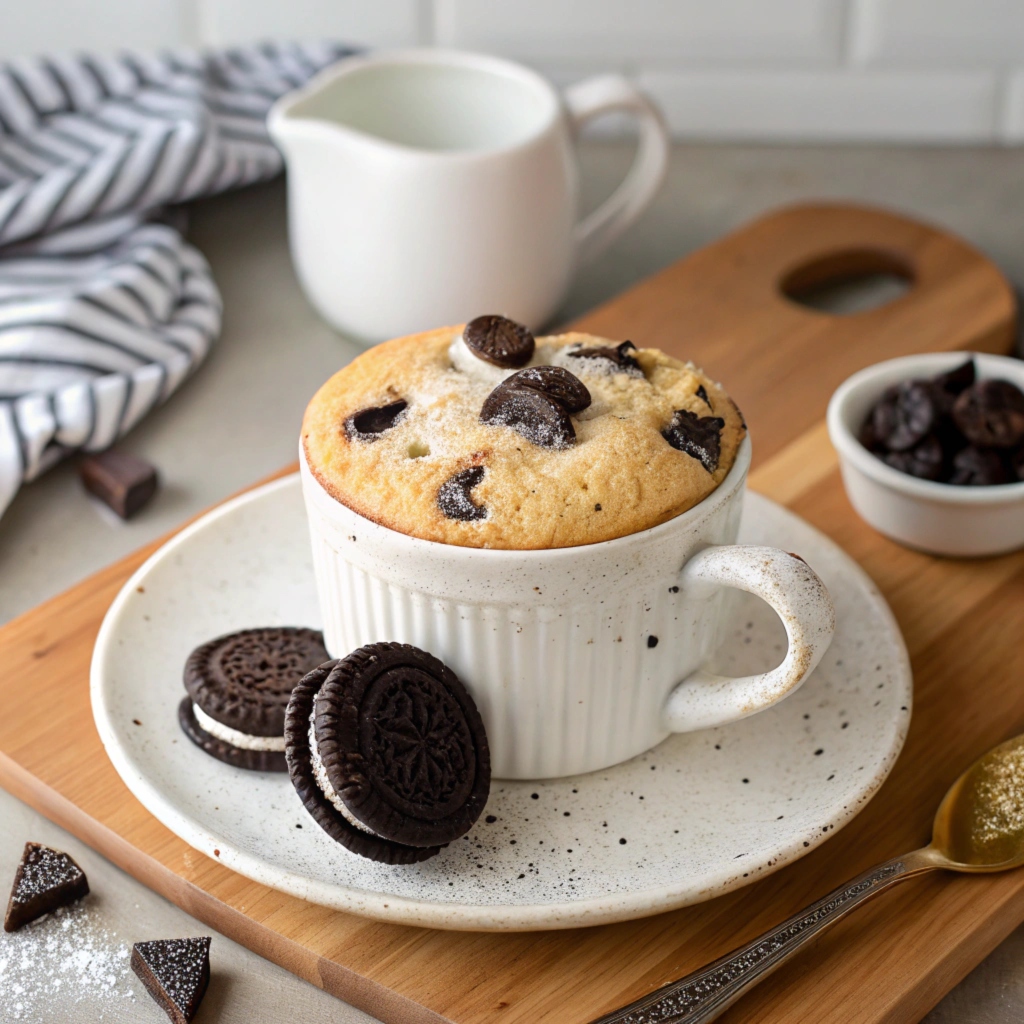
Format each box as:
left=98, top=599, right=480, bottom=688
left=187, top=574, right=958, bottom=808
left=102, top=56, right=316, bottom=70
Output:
left=828, top=352, right=1024, bottom=557
left=869, top=380, right=936, bottom=452
left=953, top=380, right=1024, bottom=449
left=949, top=445, right=1011, bottom=486
left=1012, top=445, right=1024, bottom=482
left=855, top=359, right=1024, bottom=488
left=463, top=314, right=535, bottom=368
left=285, top=645, right=491, bottom=863
left=882, top=434, right=945, bottom=481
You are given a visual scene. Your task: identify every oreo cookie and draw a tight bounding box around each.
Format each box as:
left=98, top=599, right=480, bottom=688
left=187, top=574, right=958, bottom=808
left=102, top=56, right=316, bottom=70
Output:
left=182, top=627, right=329, bottom=772
left=285, top=644, right=491, bottom=864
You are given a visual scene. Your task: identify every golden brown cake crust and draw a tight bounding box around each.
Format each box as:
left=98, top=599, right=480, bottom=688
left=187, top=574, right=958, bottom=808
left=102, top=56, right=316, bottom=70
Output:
left=302, top=326, right=746, bottom=549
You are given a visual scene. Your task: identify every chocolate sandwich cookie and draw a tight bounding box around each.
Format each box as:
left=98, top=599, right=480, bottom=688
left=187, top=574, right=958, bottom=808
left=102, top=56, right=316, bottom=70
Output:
left=182, top=627, right=329, bottom=771
left=285, top=644, right=491, bottom=864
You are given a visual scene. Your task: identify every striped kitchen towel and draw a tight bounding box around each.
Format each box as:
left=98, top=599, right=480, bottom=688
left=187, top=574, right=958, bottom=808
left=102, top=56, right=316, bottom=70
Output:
left=0, top=41, right=352, bottom=518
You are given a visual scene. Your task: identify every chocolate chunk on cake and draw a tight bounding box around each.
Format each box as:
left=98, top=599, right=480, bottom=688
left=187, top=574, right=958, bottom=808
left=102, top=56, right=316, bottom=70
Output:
left=285, top=644, right=491, bottom=863
left=181, top=627, right=329, bottom=771
left=4, top=842, right=89, bottom=932
left=302, top=320, right=746, bottom=548
left=462, top=314, right=535, bottom=368
left=131, top=937, right=211, bottom=1024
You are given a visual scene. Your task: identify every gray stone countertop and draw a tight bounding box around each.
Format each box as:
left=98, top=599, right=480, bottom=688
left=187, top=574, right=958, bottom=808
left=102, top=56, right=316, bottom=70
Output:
left=2, top=141, right=1023, bottom=1022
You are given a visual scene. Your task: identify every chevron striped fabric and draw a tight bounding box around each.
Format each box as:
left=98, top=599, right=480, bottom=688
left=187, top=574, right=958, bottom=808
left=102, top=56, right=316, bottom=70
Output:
left=0, top=41, right=352, bottom=518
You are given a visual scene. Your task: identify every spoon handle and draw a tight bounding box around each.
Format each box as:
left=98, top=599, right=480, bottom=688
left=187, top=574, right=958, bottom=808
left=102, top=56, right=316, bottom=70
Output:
left=590, top=849, right=935, bottom=1024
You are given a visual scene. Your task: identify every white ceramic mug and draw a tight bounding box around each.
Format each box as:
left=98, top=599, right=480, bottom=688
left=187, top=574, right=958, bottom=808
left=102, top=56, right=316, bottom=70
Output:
left=300, top=437, right=836, bottom=780
left=268, top=50, right=670, bottom=342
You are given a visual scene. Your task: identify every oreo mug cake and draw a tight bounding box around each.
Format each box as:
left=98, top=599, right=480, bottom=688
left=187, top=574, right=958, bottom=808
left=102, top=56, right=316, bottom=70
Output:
left=303, top=317, right=747, bottom=548
left=301, top=317, right=835, bottom=779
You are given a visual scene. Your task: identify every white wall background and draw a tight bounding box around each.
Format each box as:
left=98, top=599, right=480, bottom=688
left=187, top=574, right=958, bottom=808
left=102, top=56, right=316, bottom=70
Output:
left=4, top=0, right=1024, bottom=143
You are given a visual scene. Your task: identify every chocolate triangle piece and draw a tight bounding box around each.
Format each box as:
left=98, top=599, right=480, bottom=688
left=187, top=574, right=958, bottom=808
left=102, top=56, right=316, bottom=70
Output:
left=4, top=842, right=89, bottom=932
left=131, top=937, right=211, bottom=1024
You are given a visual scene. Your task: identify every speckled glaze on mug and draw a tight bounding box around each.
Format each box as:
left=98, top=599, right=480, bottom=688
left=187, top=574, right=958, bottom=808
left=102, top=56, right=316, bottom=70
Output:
left=302, top=436, right=836, bottom=779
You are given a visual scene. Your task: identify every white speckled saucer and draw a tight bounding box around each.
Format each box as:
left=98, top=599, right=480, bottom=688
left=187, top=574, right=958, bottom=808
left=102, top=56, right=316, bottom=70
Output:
left=91, top=475, right=911, bottom=932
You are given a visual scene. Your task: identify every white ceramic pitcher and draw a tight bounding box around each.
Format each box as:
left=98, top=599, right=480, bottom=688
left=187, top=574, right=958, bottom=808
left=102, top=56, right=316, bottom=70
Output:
left=268, top=50, right=670, bottom=342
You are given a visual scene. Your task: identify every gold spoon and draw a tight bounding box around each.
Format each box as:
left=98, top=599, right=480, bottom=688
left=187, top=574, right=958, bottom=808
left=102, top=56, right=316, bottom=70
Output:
left=592, top=732, right=1024, bottom=1024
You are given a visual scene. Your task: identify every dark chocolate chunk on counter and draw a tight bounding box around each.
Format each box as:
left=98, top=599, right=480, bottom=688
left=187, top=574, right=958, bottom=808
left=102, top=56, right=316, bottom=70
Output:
left=5, top=842, right=89, bottom=932
left=131, top=936, right=211, bottom=1024
left=80, top=450, right=158, bottom=519
left=438, top=466, right=487, bottom=521
left=662, top=409, right=724, bottom=473
left=463, top=315, right=535, bottom=368
left=345, top=400, right=408, bottom=441
left=481, top=381, right=576, bottom=449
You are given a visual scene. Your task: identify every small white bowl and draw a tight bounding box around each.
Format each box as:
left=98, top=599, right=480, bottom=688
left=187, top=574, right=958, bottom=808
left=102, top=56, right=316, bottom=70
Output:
left=827, top=351, right=1024, bottom=557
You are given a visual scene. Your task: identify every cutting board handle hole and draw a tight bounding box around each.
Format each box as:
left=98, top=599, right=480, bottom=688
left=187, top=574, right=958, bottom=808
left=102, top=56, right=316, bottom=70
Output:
left=780, top=248, right=914, bottom=316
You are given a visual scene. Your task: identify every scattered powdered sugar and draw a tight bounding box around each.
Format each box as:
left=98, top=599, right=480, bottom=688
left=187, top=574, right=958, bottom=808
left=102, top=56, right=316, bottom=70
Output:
left=0, top=901, right=135, bottom=1020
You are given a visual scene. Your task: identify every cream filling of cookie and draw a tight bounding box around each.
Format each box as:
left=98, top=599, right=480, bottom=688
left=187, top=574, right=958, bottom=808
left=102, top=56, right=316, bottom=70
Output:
left=307, top=704, right=376, bottom=836
left=192, top=703, right=286, bottom=751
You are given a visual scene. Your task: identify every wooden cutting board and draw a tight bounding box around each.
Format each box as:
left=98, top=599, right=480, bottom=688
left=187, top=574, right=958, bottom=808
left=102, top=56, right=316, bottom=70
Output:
left=1, top=203, right=1021, bottom=1024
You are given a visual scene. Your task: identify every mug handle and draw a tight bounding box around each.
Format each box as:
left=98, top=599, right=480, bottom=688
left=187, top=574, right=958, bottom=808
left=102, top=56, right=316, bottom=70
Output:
left=662, top=546, right=836, bottom=733
left=563, top=74, right=670, bottom=267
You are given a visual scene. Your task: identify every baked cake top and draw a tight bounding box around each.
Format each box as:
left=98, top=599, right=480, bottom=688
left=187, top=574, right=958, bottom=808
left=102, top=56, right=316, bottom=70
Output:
left=302, top=318, right=746, bottom=549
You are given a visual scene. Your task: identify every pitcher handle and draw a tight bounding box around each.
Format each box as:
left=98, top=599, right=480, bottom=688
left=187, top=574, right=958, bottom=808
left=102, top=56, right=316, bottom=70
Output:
left=662, top=546, right=836, bottom=733
left=563, top=74, right=670, bottom=268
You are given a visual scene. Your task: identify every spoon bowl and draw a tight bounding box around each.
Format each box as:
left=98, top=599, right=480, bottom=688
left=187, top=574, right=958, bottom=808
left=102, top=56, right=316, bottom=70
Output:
left=930, top=733, right=1024, bottom=872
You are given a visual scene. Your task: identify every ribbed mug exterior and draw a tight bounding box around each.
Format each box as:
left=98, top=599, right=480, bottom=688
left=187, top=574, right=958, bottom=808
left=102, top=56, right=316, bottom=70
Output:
left=300, top=440, right=750, bottom=780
